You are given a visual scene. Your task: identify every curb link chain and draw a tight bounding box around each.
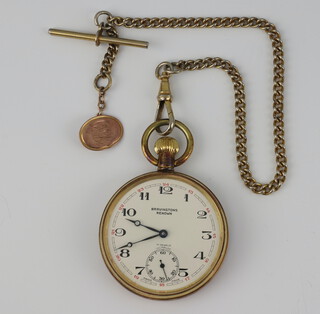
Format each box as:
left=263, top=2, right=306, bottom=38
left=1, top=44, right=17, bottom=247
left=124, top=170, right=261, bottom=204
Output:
left=94, top=12, right=119, bottom=115
left=105, top=14, right=287, bottom=195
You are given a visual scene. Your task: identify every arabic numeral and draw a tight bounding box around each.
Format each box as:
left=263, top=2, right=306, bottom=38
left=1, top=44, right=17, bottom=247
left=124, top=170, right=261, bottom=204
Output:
left=115, top=228, right=126, bottom=236
left=202, top=231, right=212, bottom=240
left=159, top=276, right=165, bottom=282
left=194, top=251, right=205, bottom=260
left=120, top=249, right=130, bottom=258
left=197, top=210, right=207, bottom=219
left=178, top=268, right=189, bottom=277
left=159, top=186, right=173, bottom=194
left=122, top=208, right=136, bottom=217
left=140, top=192, right=149, bottom=200
left=171, top=270, right=177, bottom=276
left=135, top=266, right=145, bottom=275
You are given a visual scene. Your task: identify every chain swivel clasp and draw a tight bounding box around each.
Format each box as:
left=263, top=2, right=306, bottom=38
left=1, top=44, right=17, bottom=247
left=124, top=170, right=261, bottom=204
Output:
left=155, top=75, right=175, bottom=136
left=155, top=63, right=176, bottom=136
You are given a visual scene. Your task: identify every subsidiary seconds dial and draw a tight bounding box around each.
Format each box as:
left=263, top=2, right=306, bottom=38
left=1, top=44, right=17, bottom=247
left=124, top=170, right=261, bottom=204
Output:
left=146, top=248, right=179, bottom=283
left=99, top=171, right=228, bottom=299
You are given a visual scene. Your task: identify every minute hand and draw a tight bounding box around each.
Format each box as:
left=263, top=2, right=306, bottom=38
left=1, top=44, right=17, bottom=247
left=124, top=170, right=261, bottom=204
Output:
left=117, top=234, right=160, bottom=250
left=126, top=219, right=160, bottom=233
left=132, top=234, right=160, bottom=245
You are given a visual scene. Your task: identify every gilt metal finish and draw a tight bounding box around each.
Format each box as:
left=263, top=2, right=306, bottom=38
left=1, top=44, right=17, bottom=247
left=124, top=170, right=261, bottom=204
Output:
left=105, top=14, right=286, bottom=195
left=99, top=171, right=228, bottom=299
left=49, top=11, right=287, bottom=193
left=142, top=120, right=194, bottom=167
left=48, top=29, right=148, bottom=48
left=154, top=137, right=180, bottom=171
left=155, top=74, right=175, bottom=136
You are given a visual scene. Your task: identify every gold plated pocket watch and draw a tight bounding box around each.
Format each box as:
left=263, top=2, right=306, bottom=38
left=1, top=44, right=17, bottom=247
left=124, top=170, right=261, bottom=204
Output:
left=99, top=120, right=228, bottom=299
left=49, top=10, right=287, bottom=300
left=99, top=69, right=230, bottom=299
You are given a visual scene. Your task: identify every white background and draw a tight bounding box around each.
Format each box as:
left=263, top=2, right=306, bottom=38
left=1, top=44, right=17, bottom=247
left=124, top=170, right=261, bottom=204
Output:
left=0, top=0, right=319, bottom=313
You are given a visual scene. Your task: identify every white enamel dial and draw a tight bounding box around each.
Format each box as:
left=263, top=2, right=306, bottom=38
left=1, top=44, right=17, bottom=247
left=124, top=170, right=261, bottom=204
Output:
left=100, top=172, right=228, bottom=299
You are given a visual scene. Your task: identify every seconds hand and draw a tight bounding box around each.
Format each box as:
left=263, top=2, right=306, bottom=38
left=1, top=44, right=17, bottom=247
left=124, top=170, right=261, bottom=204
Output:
left=160, top=260, right=168, bottom=281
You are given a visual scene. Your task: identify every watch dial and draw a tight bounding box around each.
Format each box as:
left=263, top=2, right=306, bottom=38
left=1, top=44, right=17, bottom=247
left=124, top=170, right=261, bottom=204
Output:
left=100, top=172, right=228, bottom=299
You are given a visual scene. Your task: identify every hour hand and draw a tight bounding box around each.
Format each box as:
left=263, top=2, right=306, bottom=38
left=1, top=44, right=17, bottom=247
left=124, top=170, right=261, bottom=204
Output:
left=126, top=219, right=160, bottom=233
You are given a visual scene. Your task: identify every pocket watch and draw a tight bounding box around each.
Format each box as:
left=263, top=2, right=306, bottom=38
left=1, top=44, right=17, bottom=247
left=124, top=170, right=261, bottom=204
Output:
left=99, top=120, right=228, bottom=299
left=49, top=9, right=287, bottom=301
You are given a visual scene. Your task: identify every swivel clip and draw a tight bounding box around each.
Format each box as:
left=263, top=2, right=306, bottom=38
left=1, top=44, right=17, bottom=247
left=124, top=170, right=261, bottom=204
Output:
left=155, top=73, right=175, bottom=136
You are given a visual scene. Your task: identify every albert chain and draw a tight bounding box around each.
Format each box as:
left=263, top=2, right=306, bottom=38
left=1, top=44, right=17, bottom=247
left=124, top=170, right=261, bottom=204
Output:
left=93, top=11, right=119, bottom=115
left=51, top=11, right=288, bottom=195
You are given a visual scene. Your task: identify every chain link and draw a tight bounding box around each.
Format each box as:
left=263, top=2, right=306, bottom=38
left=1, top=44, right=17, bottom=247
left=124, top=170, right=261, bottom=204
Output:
left=106, top=14, right=287, bottom=195
left=170, top=57, right=287, bottom=195
left=94, top=18, right=119, bottom=114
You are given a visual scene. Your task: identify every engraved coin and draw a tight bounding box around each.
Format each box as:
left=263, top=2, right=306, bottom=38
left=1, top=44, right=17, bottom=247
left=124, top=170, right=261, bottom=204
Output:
left=79, top=115, right=123, bottom=150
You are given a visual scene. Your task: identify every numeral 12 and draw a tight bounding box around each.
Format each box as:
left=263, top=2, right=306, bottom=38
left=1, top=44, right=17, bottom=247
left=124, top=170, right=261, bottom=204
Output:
left=159, top=186, right=173, bottom=194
